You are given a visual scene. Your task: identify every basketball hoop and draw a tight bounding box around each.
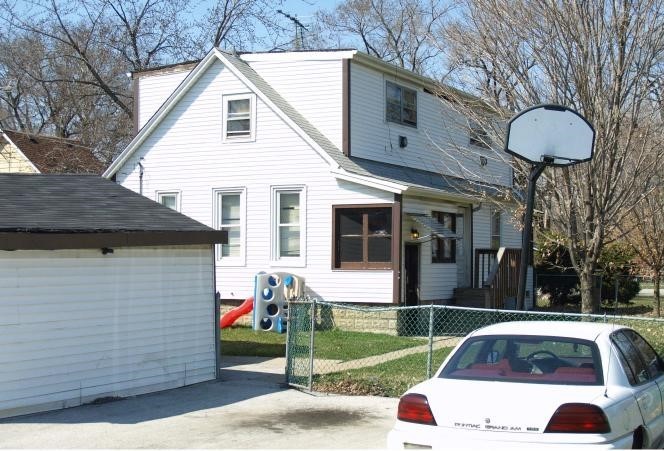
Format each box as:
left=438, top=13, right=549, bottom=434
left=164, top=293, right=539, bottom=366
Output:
left=505, top=104, right=595, bottom=310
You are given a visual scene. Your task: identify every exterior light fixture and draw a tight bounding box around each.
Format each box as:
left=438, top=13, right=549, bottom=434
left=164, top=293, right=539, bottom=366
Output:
left=410, top=228, right=419, bottom=240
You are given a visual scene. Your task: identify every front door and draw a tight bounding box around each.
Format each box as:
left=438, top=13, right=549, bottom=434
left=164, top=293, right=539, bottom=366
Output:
left=404, top=243, right=420, bottom=306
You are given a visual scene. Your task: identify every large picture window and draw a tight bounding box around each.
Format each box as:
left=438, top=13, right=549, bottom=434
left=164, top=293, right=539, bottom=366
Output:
left=214, top=188, right=245, bottom=264
left=386, top=81, right=417, bottom=127
left=432, top=211, right=456, bottom=263
left=334, top=205, right=393, bottom=270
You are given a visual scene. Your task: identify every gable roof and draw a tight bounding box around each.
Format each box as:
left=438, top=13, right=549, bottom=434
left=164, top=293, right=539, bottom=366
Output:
left=0, top=173, right=226, bottom=250
left=2, top=130, right=105, bottom=174
left=103, top=48, right=500, bottom=200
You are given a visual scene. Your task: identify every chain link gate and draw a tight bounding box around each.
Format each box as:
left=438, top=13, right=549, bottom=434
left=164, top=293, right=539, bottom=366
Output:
left=285, top=299, right=316, bottom=389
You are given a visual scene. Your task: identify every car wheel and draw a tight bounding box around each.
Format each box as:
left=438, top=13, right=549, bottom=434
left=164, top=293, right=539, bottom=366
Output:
left=632, top=426, right=644, bottom=449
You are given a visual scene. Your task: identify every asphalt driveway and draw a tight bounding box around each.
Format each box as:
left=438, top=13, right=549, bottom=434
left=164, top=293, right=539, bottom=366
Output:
left=0, top=356, right=398, bottom=448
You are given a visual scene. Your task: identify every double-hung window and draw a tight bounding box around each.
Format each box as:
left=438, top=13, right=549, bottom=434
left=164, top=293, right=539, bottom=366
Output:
left=469, top=121, right=490, bottom=148
left=157, top=191, right=180, bottom=211
left=491, top=209, right=501, bottom=249
left=386, top=81, right=417, bottom=127
left=333, top=205, right=393, bottom=270
left=432, top=211, right=456, bottom=263
left=272, top=187, right=305, bottom=265
left=223, top=94, right=255, bottom=141
left=214, top=188, right=245, bottom=265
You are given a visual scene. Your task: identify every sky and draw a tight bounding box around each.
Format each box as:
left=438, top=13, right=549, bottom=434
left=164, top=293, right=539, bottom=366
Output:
left=280, top=0, right=339, bottom=23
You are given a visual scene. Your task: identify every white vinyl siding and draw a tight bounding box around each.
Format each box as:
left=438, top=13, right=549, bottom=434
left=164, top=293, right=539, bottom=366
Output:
left=350, top=62, right=513, bottom=187
left=137, top=70, right=192, bottom=130
left=243, top=57, right=344, bottom=150
left=116, top=59, right=394, bottom=304
left=0, top=245, right=215, bottom=419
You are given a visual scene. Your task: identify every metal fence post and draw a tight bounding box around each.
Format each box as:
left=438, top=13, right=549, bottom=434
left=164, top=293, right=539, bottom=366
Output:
left=284, top=300, right=292, bottom=385
left=308, top=298, right=316, bottom=391
left=427, top=303, right=434, bottom=379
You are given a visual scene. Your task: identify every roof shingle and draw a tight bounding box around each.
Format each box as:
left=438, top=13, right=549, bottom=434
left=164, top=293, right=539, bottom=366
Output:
left=2, top=130, right=105, bottom=174
left=0, top=174, right=214, bottom=233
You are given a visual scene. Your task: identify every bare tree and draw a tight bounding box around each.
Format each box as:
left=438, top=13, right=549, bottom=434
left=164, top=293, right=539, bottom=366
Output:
left=620, top=183, right=664, bottom=316
left=441, top=0, right=664, bottom=313
left=189, top=0, right=285, bottom=54
left=0, top=0, right=287, bottom=161
left=316, top=0, right=454, bottom=76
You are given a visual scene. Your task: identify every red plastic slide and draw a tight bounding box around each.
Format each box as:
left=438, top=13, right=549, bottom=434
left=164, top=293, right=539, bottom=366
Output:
left=220, top=297, right=254, bottom=328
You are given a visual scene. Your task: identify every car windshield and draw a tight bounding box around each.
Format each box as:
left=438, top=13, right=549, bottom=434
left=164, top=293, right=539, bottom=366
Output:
left=440, top=335, right=603, bottom=385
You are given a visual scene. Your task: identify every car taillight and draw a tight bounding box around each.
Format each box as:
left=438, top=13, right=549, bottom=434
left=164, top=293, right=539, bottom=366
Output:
left=545, top=403, right=610, bottom=433
left=397, top=393, right=437, bottom=426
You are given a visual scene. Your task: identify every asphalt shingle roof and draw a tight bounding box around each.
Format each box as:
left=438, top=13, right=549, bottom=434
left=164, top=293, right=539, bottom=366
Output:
left=348, top=157, right=505, bottom=198
left=0, top=174, right=215, bottom=233
left=3, top=130, right=106, bottom=174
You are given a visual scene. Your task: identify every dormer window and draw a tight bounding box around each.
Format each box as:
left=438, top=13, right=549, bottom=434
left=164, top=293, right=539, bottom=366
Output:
left=386, top=81, right=417, bottom=127
left=223, top=94, right=256, bottom=141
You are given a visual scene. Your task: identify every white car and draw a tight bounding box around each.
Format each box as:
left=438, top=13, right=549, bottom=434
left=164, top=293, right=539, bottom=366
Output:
left=387, top=321, right=664, bottom=449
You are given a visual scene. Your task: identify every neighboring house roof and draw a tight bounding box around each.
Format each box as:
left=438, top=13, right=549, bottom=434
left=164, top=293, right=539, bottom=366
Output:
left=0, top=173, right=226, bottom=250
left=2, top=129, right=105, bottom=174
left=103, top=48, right=496, bottom=199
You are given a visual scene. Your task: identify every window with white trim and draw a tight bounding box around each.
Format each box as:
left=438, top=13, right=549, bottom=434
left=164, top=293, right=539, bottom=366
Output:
left=386, top=81, right=417, bottom=127
left=223, top=94, right=255, bottom=141
left=272, top=186, right=305, bottom=265
left=491, top=209, right=501, bottom=249
left=157, top=191, right=180, bottom=211
left=214, top=188, right=246, bottom=264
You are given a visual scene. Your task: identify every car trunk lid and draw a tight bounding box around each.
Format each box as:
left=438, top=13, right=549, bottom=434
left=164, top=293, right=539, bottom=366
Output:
left=423, top=378, right=607, bottom=434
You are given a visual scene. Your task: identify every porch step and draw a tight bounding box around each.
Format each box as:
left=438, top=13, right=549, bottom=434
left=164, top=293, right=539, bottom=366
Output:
left=454, top=287, right=491, bottom=308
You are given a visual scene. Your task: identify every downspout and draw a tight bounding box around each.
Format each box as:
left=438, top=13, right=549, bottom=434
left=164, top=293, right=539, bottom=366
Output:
left=137, top=157, right=144, bottom=195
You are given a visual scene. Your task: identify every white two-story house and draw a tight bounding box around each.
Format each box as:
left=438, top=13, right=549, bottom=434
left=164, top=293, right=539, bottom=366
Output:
left=103, top=48, right=533, bottom=309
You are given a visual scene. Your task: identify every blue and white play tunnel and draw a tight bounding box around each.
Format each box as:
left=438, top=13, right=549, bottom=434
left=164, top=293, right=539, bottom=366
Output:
left=253, top=272, right=304, bottom=333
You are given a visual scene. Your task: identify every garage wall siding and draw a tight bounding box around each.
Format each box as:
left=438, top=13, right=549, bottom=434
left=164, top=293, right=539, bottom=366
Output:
left=0, top=245, right=216, bottom=419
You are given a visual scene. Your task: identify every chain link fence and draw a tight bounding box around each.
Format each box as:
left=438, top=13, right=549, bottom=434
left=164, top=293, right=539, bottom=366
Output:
left=286, top=299, right=664, bottom=397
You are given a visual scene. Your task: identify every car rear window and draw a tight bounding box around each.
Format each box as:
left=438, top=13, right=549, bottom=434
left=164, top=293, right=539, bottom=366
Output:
left=440, top=335, right=603, bottom=385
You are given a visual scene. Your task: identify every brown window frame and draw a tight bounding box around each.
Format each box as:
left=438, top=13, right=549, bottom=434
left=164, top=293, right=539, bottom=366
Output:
left=431, top=211, right=456, bottom=264
left=332, top=204, right=396, bottom=270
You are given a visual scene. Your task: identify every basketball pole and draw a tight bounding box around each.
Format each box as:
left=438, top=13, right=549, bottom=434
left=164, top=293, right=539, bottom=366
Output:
left=516, top=162, right=547, bottom=310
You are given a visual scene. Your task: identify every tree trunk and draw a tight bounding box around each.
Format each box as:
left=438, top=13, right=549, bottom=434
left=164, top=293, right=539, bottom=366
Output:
left=655, top=272, right=661, bottom=318
left=579, top=267, right=598, bottom=314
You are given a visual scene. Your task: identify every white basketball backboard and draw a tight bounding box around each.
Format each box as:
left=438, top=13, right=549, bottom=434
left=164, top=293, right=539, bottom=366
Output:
left=505, top=104, right=595, bottom=166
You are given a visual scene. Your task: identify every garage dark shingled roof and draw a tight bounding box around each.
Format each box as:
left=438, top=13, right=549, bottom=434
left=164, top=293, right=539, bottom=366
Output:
left=0, top=174, right=226, bottom=250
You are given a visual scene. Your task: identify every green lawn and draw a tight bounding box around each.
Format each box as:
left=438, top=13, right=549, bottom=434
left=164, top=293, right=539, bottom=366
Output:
left=220, top=325, right=426, bottom=360
left=220, top=326, right=287, bottom=357
left=313, top=347, right=453, bottom=397
left=600, top=295, right=658, bottom=316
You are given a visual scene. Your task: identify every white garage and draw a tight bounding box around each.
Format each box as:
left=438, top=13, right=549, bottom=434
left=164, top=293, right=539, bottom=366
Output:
left=0, top=174, right=226, bottom=419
